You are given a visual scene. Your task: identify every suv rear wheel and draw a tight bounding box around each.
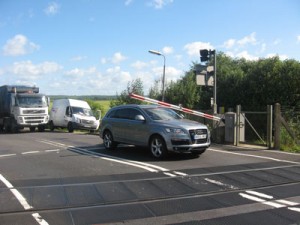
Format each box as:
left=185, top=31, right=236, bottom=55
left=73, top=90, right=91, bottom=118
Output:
left=149, top=135, right=168, bottom=159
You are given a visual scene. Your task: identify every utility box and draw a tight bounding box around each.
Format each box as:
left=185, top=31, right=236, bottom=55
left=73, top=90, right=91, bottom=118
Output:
left=225, top=112, right=245, bottom=144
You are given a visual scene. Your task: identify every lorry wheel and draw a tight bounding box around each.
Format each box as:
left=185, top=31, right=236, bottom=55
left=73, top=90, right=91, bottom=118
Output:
left=67, top=122, right=74, bottom=133
left=11, top=119, right=18, bottom=133
left=4, top=119, right=11, bottom=133
left=38, top=126, right=45, bottom=132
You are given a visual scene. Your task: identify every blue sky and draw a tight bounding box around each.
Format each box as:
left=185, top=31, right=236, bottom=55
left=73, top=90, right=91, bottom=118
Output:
left=0, top=0, right=299, bottom=95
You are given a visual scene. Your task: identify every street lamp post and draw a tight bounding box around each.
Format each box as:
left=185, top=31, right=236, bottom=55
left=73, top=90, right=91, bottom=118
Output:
left=148, top=50, right=166, bottom=102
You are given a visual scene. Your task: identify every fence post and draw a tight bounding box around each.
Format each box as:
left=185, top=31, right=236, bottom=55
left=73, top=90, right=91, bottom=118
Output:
left=267, top=105, right=273, bottom=149
left=274, top=103, right=281, bottom=150
left=235, top=105, right=241, bottom=146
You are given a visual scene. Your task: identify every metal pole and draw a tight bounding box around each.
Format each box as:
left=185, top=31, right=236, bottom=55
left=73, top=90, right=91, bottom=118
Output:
left=213, top=50, right=217, bottom=114
left=274, top=103, right=281, bottom=150
left=162, top=55, right=166, bottom=102
left=267, top=105, right=273, bottom=149
left=148, top=50, right=166, bottom=102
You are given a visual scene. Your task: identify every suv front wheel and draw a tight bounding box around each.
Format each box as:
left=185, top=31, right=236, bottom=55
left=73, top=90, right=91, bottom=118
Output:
left=149, top=135, right=168, bottom=159
left=103, top=130, right=117, bottom=150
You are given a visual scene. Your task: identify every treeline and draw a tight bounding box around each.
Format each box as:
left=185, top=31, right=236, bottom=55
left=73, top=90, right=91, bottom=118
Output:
left=148, top=53, right=300, bottom=112
left=49, top=95, right=117, bottom=101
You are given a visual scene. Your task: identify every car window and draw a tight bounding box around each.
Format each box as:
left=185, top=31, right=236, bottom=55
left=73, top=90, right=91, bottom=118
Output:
left=112, top=108, right=130, bottom=119
left=128, top=108, right=142, bottom=120
left=144, top=107, right=181, bottom=120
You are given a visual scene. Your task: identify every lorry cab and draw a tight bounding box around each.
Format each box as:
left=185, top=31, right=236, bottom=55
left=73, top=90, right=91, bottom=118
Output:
left=49, top=99, right=100, bottom=132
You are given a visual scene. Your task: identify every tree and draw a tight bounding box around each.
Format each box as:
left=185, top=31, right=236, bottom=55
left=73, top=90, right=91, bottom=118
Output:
left=163, top=64, right=200, bottom=109
left=148, top=79, right=161, bottom=100
left=110, top=78, right=144, bottom=107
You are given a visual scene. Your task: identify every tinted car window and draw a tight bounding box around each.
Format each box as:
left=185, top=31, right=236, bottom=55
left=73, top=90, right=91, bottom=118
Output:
left=111, top=108, right=130, bottom=119
left=128, top=108, right=142, bottom=120
left=144, top=107, right=181, bottom=120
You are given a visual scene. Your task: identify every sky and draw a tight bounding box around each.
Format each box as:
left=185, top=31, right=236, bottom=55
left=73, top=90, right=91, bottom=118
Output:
left=0, top=0, right=300, bottom=96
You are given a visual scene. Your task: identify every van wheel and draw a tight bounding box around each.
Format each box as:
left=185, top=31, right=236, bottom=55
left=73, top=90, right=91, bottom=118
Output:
left=49, top=121, right=55, bottom=131
left=67, top=122, right=74, bottom=133
left=103, top=130, right=117, bottom=150
left=149, top=135, right=168, bottom=159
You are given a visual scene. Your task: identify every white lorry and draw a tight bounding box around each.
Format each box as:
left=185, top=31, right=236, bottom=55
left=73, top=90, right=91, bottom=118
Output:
left=49, top=99, right=100, bottom=132
left=0, top=85, right=49, bottom=132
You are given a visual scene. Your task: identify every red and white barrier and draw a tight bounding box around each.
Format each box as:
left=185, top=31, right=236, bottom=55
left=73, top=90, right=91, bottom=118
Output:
left=130, top=93, right=221, bottom=121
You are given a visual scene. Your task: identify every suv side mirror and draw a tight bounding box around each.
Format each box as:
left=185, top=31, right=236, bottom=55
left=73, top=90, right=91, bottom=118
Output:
left=135, top=115, right=145, bottom=121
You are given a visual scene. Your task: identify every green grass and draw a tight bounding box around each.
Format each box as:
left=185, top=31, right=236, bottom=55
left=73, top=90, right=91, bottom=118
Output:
left=94, top=100, right=111, bottom=116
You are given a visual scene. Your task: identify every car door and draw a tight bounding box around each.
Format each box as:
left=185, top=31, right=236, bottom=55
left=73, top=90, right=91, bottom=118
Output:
left=110, top=108, right=130, bottom=143
left=125, top=108, right=149, bottom=146
left=63, top=106, right=72, bottom=127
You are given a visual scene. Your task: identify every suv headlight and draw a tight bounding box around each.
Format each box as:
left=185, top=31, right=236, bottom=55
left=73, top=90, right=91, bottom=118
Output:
left=165, top=128, right=185, bottom=134
left=75, top=117, right=81, bottom=123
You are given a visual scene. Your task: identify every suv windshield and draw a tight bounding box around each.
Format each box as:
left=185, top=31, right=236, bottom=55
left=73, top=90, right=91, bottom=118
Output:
left=144, top=107, right=182, bottom=120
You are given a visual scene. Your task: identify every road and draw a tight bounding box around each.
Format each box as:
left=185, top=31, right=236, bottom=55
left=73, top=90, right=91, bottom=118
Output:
left=0, top=131, right=300, bottom=225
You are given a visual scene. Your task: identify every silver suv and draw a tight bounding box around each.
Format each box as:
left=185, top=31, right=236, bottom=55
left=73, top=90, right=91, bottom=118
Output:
left=99, top=104, right=210, bottom=159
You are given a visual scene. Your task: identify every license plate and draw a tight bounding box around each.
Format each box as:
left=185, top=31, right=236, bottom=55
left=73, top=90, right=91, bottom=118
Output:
left=194, top=134, right=207, bottom=139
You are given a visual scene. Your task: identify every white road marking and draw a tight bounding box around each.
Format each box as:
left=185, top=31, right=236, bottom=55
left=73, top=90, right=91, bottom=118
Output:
left=209, top=148, right=300, bottom=165
left=276, top=199, right=299, bottom=206
left=0, top=154, right=16, bottom=158
left=239, top=193, right=285, bottom=208
left=240, top=190, right=300, bottom=213
left=44, top=149, right=60, bottom=152
left=164, top=172, right=177, bottom=177
left=173, top=171, right=188, bottom=176
left=22, top=151, right=40, bottom=155
left=38, top=139, right=188, bottom=176
left=32, top=213, right=49, bottom=225
left=245, top=190, right=273, bottom=199
left=289, top=207, right=300, bottom=212
left=204, top=178, right=238, bottom=189
left=0, top=174, right=49, bottom=225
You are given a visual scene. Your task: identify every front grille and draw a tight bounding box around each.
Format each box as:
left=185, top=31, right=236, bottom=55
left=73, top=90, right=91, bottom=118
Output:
left=24, top=117, right=44, bottom=124
left=189, top=129, right=208, bottom=144
left=23, top=109, right=46, bottom=114
left=171, top=139, right=190, bottom=145
left=82, top=119, right=94, bottom=125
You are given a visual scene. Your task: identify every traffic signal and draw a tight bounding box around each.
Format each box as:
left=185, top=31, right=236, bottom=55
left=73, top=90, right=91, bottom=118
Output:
left=200, top=49, right=209, bottom=62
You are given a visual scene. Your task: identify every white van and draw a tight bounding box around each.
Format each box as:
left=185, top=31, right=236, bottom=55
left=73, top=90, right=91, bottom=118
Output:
left=49, top=99, right=100, bottom=132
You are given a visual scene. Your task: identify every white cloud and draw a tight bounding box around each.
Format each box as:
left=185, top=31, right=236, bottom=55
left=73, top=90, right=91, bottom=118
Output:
left=162, top=46, right=174, bottom=54
left=148, top=0, right=174, bottom=9
left=3, top=34, right=39, bottom=56
left=236, top=51, right=258, bottom=61
left=44, top=2, right=60, bottom=15
left=70, top=55, right=87, bottom=61
left=125, top=0, right=133, bottom=6
left=6, top=61, right=62, bottom=80
left=237, top=32, right=257, bottom=46
left=297, top=35, right=300, bottom=43
left=266, top=53, right=288, bottom=60
left=150, top=65, right=182, bottom=82
left=272, top=38, right=281, bottom=45
left=131, top=60, right=148, bottom=70
left=111, top=52, right=127, bottom=64
left=183, top=42, right=214, bottom=57
left=223, top=39, right=236, bottom=49
left=100, top=52, right=127, bottom=65
left=65, top=67, right=96, bottom=77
